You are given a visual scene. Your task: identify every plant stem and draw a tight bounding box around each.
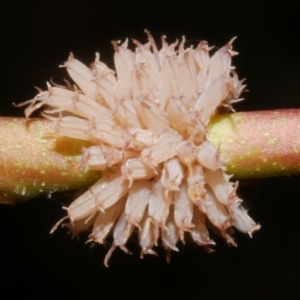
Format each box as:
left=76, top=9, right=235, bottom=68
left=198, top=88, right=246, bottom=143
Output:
left=0, top=117, right=99, bottom=204
left=208, top=109, right=300, bottom=178
left=1, top=109, right=300, bottom=204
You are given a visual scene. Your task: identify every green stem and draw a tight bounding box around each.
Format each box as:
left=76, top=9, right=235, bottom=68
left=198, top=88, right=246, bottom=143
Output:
left=208, top=109, right=300, bottom=178
left=0, top=117, right=99, bottom=204
left=1, top=109, right=300, bottom=204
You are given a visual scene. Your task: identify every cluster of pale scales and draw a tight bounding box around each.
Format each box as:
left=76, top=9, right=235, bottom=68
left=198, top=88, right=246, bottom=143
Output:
left=20, top=31, right=260, bottom=266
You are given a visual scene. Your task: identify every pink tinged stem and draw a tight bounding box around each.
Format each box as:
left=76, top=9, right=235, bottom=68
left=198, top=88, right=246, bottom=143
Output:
left=1, top=109, right=300, bottom=204
left=208, top=109, right=300, bottom=178
left=0, top=117, right=99, bottom=204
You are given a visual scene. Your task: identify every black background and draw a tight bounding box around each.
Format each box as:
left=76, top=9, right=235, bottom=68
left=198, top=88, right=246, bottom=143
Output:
left=1, top=0, right=300, bottom=299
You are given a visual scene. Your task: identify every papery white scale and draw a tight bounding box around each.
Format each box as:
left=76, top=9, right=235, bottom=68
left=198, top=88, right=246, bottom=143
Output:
left=21, top=31, right=260, bottom=266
